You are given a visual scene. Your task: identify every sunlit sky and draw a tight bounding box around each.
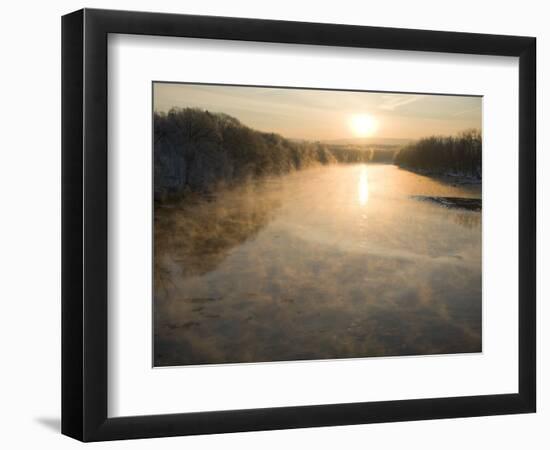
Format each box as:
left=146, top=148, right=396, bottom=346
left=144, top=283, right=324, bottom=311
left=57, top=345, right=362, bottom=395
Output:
left=154, top=83, right=482, bottom=142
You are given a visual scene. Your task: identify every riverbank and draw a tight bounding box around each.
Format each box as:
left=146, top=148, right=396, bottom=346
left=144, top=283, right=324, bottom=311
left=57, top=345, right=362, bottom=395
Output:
left=397, top=166, right=481, bottom=186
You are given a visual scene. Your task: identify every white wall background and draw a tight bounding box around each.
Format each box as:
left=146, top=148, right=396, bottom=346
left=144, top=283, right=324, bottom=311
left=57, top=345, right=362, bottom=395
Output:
left=0, top=0, right=546, bottom=448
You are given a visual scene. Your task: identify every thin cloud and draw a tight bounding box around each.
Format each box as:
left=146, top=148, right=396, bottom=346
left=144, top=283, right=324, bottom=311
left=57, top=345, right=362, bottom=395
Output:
left=378, top=95, right=424, bottom=111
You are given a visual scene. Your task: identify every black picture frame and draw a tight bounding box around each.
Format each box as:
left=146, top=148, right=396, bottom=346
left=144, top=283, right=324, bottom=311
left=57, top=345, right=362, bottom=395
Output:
left=62, top=8, right=536, bottom=442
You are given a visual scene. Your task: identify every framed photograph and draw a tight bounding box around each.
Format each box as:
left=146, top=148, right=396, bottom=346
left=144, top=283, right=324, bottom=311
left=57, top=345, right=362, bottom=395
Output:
left=61, top=8, right=536, bottom=441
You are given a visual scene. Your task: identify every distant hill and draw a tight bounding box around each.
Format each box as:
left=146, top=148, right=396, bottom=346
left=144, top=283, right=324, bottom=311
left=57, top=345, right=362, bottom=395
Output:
left=321, top=137, right=413, bottom=147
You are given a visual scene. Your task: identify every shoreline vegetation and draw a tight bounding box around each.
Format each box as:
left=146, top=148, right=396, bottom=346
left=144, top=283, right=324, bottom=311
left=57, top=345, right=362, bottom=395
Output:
left=154, top=108, right=481, bottom=202
left=154, top=108, right=396, bottom=201
left=393, top=129, right=482, bottom=182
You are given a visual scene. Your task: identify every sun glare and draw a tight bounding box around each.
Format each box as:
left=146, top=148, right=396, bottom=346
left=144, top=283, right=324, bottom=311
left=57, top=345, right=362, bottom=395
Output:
left=350, top=114, right=377, bottom=137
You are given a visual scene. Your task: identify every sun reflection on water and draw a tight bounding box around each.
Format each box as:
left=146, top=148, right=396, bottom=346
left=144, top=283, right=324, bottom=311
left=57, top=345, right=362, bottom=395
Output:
left=358, top=166, right=369, bottom=205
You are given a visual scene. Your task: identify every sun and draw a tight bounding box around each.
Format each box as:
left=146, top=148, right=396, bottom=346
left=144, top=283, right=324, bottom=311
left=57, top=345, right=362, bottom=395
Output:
left=350, top=114, right=378, bottom=137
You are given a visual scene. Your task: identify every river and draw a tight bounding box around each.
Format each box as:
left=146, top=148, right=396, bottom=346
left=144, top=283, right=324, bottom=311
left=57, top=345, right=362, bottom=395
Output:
left=154, top=164, right=482, bottom=366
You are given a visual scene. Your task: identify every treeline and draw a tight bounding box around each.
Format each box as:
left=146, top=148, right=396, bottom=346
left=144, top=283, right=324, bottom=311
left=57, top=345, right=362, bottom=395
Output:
left=394, top=129, right=482, bottom=179
left=154, top=108, right=377, bottom=200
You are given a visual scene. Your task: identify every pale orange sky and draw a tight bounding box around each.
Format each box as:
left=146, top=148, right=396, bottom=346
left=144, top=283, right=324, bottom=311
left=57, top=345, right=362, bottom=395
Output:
left=154, top=82, right=482, bottom=141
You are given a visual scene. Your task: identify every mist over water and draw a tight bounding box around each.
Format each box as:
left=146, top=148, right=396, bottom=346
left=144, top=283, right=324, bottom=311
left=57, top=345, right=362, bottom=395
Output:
left=154, top=164, right=481, bottom=366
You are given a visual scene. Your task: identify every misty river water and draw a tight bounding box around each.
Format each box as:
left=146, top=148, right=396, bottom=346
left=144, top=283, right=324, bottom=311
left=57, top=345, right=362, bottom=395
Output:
left=154, top=164, right=482, bottom=366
